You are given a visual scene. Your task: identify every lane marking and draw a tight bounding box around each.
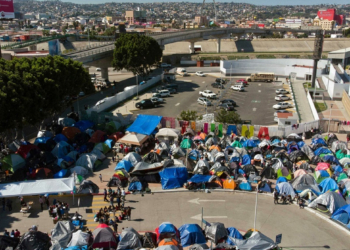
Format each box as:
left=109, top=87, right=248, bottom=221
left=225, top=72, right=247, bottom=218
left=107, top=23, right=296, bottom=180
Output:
left=258, top=90, right=261, bottom=93
left=253, top=108, right=257, bottom=111
left=258, top=84, right=261, bottom=86
left=191, top=214, right=228, bottom=220
left=175, top=103, right=180, bottom=106
left=188, top=198, right=226, bottom=204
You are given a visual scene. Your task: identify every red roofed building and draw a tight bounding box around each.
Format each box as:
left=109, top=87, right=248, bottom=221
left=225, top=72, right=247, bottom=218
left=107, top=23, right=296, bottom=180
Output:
left=317, top=8, right=345, bottom=25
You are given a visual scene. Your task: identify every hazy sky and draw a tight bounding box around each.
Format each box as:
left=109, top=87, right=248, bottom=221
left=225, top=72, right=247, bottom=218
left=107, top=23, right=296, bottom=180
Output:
left=60, top=0, right=349, bottom=5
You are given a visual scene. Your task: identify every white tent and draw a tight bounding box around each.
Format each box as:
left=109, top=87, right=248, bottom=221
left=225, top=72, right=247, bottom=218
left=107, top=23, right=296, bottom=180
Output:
left=67, top=230, right=90, bottom=247
left=0, top=177, right=74, bottom=198
left=118, top=133, right=149, bottom=146
left=155, top=128, right=179, bottom=139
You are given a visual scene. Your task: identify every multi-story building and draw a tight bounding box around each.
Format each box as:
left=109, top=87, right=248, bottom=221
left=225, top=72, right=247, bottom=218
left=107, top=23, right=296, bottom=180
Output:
left=317, top=8, right=345, bottom=25
left=125, top=10, right=147, bottom=25
left=313, top=16, right=335, bottom=30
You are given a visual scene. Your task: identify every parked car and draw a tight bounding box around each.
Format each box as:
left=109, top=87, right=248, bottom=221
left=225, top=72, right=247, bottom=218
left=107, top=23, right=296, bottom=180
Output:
left=150, top=97, right=164, bottom=105
left=196, top=71, right=206, bottom=77
left=160, top=63, right=171, bottom=68
left=197, top=97, right=212, bottom=106
left=199, top=90, right=217, bottom=98
left=168, top=88, right=177, bottom=94
left=135, top=99, right=156, bottom=109
left=216, top=78, right=226, bottom=84
left=96, top=68, right=101, bottom=71
left=220, top=99, right=236, bottom=107
left=275, top=94, right=290, bottom=101
left=276, top=89, right=289, bottom=94
left=274, top=110, right=292, bottom=116
left=211, top=82, right=224, bottom=89
left=157, top=89, right=171, bottom=97
left=78, top=92, right=85, bottom=97
left=217, top=103, right=234, bottom=111
left=236, top=79, right=248, bottom=85
left=231, top=85, right=245, bottom=91
left=273, top=102, right=292, bottom=110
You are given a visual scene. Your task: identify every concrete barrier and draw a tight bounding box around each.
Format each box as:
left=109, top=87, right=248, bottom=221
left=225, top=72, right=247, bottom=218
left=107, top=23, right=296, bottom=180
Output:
left=307, top=91, right=320, bottom=121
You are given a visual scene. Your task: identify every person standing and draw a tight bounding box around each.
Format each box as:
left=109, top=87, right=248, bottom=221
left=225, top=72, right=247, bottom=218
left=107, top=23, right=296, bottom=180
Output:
left=121, top=188, right=126, bottom=200
left=113, top=218, right=118, bottom=233
left=39, top=196, right=44, bottom=211
left=14, top=229, right=20, bottom=238
left=112, top=155, right=115, bottom=162
left=110, top=194, right=114, bottom=207
left=99, top=174, right=102, bottom=183
left=103, top=189, right=109, bottom=202
left=45, top=196, right=50, bottom=209
left=116, top=196, right=121, bottom=209
left=127, top=206, right=131, bottom=221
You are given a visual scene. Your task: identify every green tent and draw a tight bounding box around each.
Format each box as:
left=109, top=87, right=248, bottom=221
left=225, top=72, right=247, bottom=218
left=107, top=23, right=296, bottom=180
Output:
left=106, top=121, right=122, bottom=134
left=231, top=141, right=242, bottom=148
left=94, top=142, right=110, bottom=154
left=337, top=173, right=348, bottom=183
left=314, top=171, right=329, bottom=184
left=336, top=149, right=346, bottom=160
left=180, top=138, right=193, bottom=149
left=1, top=154, right=25, bottom=172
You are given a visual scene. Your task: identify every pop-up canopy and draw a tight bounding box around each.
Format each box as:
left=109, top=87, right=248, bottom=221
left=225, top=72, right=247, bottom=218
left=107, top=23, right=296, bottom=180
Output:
left=0, top=177, right=75, bottom=198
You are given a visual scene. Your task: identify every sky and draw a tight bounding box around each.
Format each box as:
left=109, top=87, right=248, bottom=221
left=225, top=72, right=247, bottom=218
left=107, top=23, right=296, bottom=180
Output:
left=60, top=0, right=349, bottom=5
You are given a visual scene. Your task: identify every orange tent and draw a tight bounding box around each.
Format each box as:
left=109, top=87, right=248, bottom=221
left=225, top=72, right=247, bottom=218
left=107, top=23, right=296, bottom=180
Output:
left=108, top=132, right=124, bottom=142
left=223, top=179, right=237, bottom=190
left=199, top=132, right=207, bottom=140
left=209, top=145, right=221, bottom=151
left=89, top=130, right=107, bottom=143
left=158, top=238, right=179, bottom=247
left=62, top=127, right=81, bottom=141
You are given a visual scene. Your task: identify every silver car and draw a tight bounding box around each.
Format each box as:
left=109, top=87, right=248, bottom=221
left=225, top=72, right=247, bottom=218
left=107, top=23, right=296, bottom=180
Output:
left=197, top=97, right=212, bottom=106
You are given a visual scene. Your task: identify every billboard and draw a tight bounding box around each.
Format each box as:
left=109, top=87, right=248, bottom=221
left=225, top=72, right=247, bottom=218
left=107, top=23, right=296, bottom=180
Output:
left=0, top=0, right=14, bottom=19
left=48, top=39, right=61, bottom=56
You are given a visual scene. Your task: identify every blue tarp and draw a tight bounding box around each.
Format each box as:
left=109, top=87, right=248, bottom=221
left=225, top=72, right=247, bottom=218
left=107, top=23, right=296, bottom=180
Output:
left=259, top=183, right=272, bottom=193
left=319, top=178, right=338, bottom=194
left=312, top=138, right=327, bottom=146
left=227, top=125, right=237, bottom=135
left=332, top=204, right=350, bottom=225
left=34, top=137, right=52, bottom=145
left=314, top=147, right=332, bottom=156
left=323, top=155, right=340, bottom=165
left=73, top=120, right=94, bottom=132
left=188, top=174, right=211, bottom=184
left=276, top=176, right=288, bottom=184
left=115, top=160, right=133, bottom=172
left=104, top=139, right=113, bottom=149
left=179, top=224, right=206, bottom=247
left=64, top=246, right=88, bottom=250
left=159, top=167, right=188, bottom=190
left=242, top=140, right=256, bottom=148
left=271, top=139, right=280, bottom=144
left=239, top=182, right=252, bottom=191
left=188, top=150, right=201, bottom=161
left=297, top=141, right=305, bottom=148
left=241, top=155, right=251, bottom=165
left=54, top=134, right=68, bottom=143
left=226, top=227, right=243, bottom=245
left=54, top=169, right=69, bottom=178
left=127, top=114, right=162, bottom=136
left=128, top=181, right=143, bottom=191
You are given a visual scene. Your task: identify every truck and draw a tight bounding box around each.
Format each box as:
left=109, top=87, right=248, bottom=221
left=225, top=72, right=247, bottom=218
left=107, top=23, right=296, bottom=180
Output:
left=199, top=90, right=217, bottom=99
left=176, top=68, right=189, bottom=76
left=246, top=72, right=275, bottom=82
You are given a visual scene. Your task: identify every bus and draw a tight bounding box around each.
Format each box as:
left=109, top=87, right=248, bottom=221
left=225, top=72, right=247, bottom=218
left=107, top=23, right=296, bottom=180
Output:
left=246, top=72, right=275, bottom=82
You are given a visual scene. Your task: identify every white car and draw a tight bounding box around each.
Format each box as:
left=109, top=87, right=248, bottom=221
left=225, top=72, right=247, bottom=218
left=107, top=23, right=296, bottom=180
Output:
left=196, top=71, right=206, bottom=77
left=274, top=110, right=292, bottom=116
left=276, top=89, right=288, bottom=94
left=157, top=89, right=171, bottom=97
left=231, top=85, right=245, bottom=91
left=78, top=91, right=85, bottom=97
left=199, top=90, right=217, bottom=99
left=160, top=63, right=171, bottom=68
left=273, top=102, right=292, bottom=110
left=275, top=94, right=290, bottom=101
left=150, top=97, right=165, bottom=104
left=197, top=97, right=212, bottom=106
left=96, top=68, right=101, bottom=71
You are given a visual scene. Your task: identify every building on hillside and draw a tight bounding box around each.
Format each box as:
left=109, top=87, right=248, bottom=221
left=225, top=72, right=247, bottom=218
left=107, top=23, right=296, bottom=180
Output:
left=317, top=8, right=345, bottom=25
left=313, top=17, right=335, bottom=30
left=125, top=10, right=147, bottom=25
left=194, top=16, right=208, bottom=26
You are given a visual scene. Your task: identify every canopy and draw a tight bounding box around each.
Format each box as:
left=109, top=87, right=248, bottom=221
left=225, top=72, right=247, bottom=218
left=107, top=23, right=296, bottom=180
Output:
left=178, top=224, right=206, bottom=247
left=156, top=128, right=179, bottom=139
left=127, top=114, right=162, bottom=135
left=0, top=177, right=74, bottom=197
left=159, top=167, right=188, bottom=190
left=118, top=133, right=149, bottom=146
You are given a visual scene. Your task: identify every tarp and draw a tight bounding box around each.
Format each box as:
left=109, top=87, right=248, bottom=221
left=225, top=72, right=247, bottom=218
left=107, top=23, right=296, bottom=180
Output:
left=17, top=230, right=51, bottom=250
left=117, top=227, right=142, bottom=250
left=118, top=133, right=149, bottom=146
left=229, top=231, right=276, bottom=250
left=308, top=191, right=347, bottom=214
left=127, top=114, right=162, bottom=135
left=51, top=221, right=75, bottom=248
left=188, top=174, right=212, bottom=183
left=0, top=177, right=74, bottom=197
left=159, top=167, right=188, bottom=190
left=291, top=174, right=320, bottom=193
left=73, top=120, right=94, bottom=132
left=319, top=178, right=338, bottom=194
left=226, top=227, right=243, bottom=245
left=331, top=204, right=350, bottom=225
left=275, top=182, right=296, bottom=198
left=178, top=224, right=206, bottom=247
left=115, top=160, right=133, bottom=172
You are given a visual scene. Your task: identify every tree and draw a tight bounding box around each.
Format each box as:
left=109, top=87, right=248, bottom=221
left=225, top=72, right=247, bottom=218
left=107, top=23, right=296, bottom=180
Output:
left=112, top=33, right=162, bottom=76
left=42, top=30, right=50, bottom=36
left=178, top=110, right=202, bottom=121
left=118, top=24, right=126, bottom=33
left=215, top=110, right=242, bottom=124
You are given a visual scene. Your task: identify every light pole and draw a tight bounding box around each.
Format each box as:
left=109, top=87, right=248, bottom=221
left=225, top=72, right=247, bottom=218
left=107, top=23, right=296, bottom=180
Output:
left=253, top=189, right=258, bottom=231
left=88, top=28, right=90, bottom=47
left=328, top=103, right=333, bottom=133
left=136, top=74, right=139, bottom=99
left=230, top=63, right=233, bottom=85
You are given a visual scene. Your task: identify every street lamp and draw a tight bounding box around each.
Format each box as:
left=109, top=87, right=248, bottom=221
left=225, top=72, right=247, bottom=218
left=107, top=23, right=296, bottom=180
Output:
left=253, top=189, right=258, bottom=231
left=328, top=103, right=333, bottom=133
left=230, top=63, right=233, bottom=85
left=136, top=74, right=139, bottom=99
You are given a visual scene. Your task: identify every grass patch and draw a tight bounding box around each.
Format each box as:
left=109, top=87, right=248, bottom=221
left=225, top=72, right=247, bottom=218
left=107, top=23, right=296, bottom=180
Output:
left=198, top=56, right=222, bottom=61
left=314, top=102, right=327, bottom=112
left=256, top=54, right=276, bottom=59
left=227, top=56, right=249, bottom=60
left=303, top=82, right=312, bottom=89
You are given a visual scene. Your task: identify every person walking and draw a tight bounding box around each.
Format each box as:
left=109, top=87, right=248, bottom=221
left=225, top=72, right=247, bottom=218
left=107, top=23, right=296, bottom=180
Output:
left=113, top=218, right=118, bottom=233
left=45, top=196, right=50, bottom=209
left=112, top=155, right=115, bottom=162
left=116, top=196, right=121, bottom=209
left=99, top=174, right=102, bottom=183
left=121, top=188, right=126, bottom=200
left=110, top=194, right=114, bottom=207
left=39, top=196, right=44, bottom=211
left=127, top=206, right=131, bottom=221
left=103, top=189, right=109, bottom=202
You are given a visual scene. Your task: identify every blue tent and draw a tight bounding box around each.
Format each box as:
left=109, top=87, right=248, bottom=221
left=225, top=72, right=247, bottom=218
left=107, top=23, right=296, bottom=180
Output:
left=78, top=145, right=87, bottom=154
left=239, top=182, right=252, bottom=191
left=312, top=138, right=327, bottom=146
left=226, top=125, right=237, bottom=135
left=188, top=150, right=200, bottom=161
left=54, top=169, right=69, bottom=178
left=127, top=114, right=162, bottom=135
left=242, top=140, right=257, bottom=148
left=259, top=182, right=272, bottom=193
left=318, top=170, right=330, bottom=177
left=323, top=155, right=340, bottom=165
left=314, top=147, right=332, bottom=156
left=276, top=176, right=288, bottom=184
left=332, top=204, right=350, bottom=227
left=226, top=227, right=243, bottom=245
left=159, top=167, right=188, bottom=190
left=73, top=120, right=94, bottom=132
left=115, top=160, right=133, bottom=172
left=64, top=246, right=88, bottom=250
left=54, top=134, right=68, bottom=143
left=241, top=155, right=251, bottom=165
left=34, top=137, right=52, bottom=145
left=319, top=178, right=338, bottom=194
left=188, top=174, right=211, bottom=184
left=297, top=141, right=305, bottom=148
left=51, top=141, right=73, bottom=158
left=178, top=224, right=206, bottom=247
left=275, top=182, right=296, bottom=198
left=104, top=139, right=113, bottom=149
left=334, top=165, right=343, bottom=174
left=128, top=181, right=143, bottom=191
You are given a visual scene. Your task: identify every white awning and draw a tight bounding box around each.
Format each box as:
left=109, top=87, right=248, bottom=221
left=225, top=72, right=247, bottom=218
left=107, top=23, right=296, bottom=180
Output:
left=0, top=177, right=75, bottom=198
left=118, top=133, right=149, bottom=146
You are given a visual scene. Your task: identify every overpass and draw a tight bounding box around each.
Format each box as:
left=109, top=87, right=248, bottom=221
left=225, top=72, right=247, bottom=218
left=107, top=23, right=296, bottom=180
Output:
left=62, top=27, right=325, bottom=79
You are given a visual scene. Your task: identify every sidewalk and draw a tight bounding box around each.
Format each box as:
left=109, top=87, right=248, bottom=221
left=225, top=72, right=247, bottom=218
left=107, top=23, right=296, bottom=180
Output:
left=111, top=92, right=154, bottom=116
left=318, top=100, right=350, bottom=132
left=291, top=80, right=314, bottom=122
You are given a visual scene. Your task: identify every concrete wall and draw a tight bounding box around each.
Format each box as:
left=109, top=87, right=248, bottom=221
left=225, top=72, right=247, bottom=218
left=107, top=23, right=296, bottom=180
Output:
left=220, top=59, right=327, bottom=79
left=342, top=91, right=350, bottom=118
left=323, top=75, right=350, bottom=100
left=307, top=91, right=320, bottom=121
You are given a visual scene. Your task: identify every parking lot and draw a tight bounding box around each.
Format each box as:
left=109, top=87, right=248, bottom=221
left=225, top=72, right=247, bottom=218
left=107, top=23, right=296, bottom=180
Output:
left=133, top=74, right=294, bottom=125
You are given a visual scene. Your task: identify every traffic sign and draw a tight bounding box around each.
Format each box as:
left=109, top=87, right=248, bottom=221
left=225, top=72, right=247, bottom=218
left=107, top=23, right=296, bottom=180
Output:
left=276, top=234, right=282, bottom=244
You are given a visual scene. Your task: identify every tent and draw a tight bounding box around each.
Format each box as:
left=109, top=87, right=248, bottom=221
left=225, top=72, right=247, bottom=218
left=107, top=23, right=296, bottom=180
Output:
left=314, top=147, right=332, bottom=156
left=315, top=162, right=331, bottom=171
left=291, top=174, right=320, bottom=193
left=226, top=227, right=243, bottom=245
left=70, top=166, right=89, bottom=177
left=59, top=117, right=75, bottom=127
left=242, top=139, right=257, bottom=148
left=115, top=160, right=133, bottom=172
left=131, top=162, right=163, bottom=175
left=294, top=169, right=308, bottom=178
left=239, top=182, right=252, bottom=191
left=319, top=178, right=338, bottom=194
left=54, top=169, right=70, bottom=178
left=106, top=121, right=122, bottom=134
left=76, top=154, right=98, bottom=172
left=223, top=179, right=237, bottom=190
left=178, top=224, right=206, bottom=247
left=308, top=191, right=347, bottom=214
left=94, top=142, right=110, bottom=154
left=159, top=167, right=188, bottom=190
left=0, top=236, right=20, bottom=250
left=275, top=182, right=296, bottom=198
left=67, top=230, right=90, bottom=247
left=231, top=140, right=242, bottom=148
left=193, top=160, right=210, bottom=175
left=1, top=154, right=25, bottom=172
left=117, top=227, right=142, bottom=250
left=258, top=181, right=272, bottom=193
left=77, top=180, right=99, bottom=194
left=118, top=133, right=149, bottom=146
left=180, top=138, right=193, bottom=149
left=331, top=204, right=350, bottom=227
left=155, top=222, right=180, bottom=243
left=73, top=120, right=94, bottom=132
left=92, top=224, right=117, bottom=249
left=37, top=130, right=54, bottom=138
left=17, top=230, right=51, bottom=250
left=229, top=231, right=276, bottom=250
left=89, top=130, right=107, bottom=144
left=188, top=174, right=212, bottom=184
left=51, top=221, right=75, bottom=248
left=16, top=144, right=40, bottom=159
left=127, top=114, right=162, bottom=135
left=323, top=155, right=340, bottom=165
left=205, top=222, right=227, bottom=244
left=276, top=176, right=287, bottom=185
left=62, top=127, right=81, bottom=141
left=128, top=177, right=144, bottom=192
left=51, top=141, right=73, bottom=158
left=123, top=152, right=142, bottom=166
left=314, top=170, right=330, bottom=184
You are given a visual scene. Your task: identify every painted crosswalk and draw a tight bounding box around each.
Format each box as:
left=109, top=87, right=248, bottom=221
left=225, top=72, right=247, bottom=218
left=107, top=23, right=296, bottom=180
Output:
left=85, top=196, right=111, bottom=229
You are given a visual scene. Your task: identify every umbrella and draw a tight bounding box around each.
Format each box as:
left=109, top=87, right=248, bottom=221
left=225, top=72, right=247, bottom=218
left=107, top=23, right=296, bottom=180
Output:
left=156, top=128, right=179, bottom=138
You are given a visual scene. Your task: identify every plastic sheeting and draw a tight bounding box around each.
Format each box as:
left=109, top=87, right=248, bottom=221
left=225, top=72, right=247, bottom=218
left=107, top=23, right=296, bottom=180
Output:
left=127, top=114, right=162, bottom=135
left=275, top=182, right=296, bottom=198
left=178, top=224, right=206, bottom=247
left=308, top=191, right=347, bottom=214
left=229, top=231, right=276, bottom=250
left=51, top=221, right=75, bottom=248
left=226, top=227, right=243, bottom=245
left=159, top=167, right=188, bottom=190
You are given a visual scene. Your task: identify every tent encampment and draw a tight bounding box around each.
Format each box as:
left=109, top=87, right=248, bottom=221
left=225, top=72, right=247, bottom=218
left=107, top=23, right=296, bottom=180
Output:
left=178, top=224, right=206, bottom=247
left=308, top=191, right=347, bottom=214
left=159, top=167, right=188, bottom=190
left=51, top=221, right=75, bottom=248
left=127, top=114, right=162, bottom=135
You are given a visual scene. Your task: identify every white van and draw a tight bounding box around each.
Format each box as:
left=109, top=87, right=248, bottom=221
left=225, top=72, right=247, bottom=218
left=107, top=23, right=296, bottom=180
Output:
left=176, top=68, right=189, bottom=76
